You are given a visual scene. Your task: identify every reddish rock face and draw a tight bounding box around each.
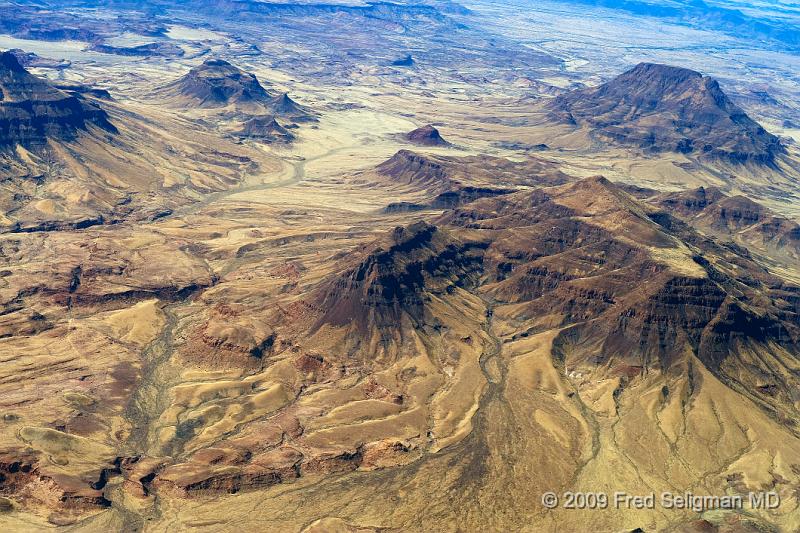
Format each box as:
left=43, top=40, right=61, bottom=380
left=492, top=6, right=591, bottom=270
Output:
left=313, top=221, right=486, bottom=333
left=0, top=451, right=111, bottom=524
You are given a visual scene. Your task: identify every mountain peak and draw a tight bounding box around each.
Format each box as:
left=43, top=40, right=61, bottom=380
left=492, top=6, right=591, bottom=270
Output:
left=270, top=92, right=298, bottom=112
left=604, top=63, right=729, bottom=108
left=201, top=58, right=234, bottom=68
left=626, top=62, right=702, bottom=81
left=375, top=150, right=450, bottom=188
left=163, top=58, right=272, bottom=108
left=405, top=124, right=449, bottom=146
left=237, top=115, right=295, bottom=143
left=0, top=51, right=26, bottom=74
left=548, top=62, right=784, bottom=164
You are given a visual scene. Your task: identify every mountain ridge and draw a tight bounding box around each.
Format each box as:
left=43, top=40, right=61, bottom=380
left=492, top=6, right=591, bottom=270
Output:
left=0, top=51, right=117, bottom=148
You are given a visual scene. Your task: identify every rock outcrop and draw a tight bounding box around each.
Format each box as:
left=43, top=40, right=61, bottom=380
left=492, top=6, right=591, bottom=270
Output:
left=547, top=62, right=784, bottom=164
left=0, top=52, right=117, bottom=149
left=375, top=150, right=452, bottom=191
left=654, top=186, right=800, bottom=259
left=237, top=116, right=295, bottom=143
left=268, top=92, right=316, bottom=121
left=6, top=49, right=70, bottom=70
left=161, top=59, right=273, bottom=108
left=89, top=41, right=185, bottom=58
left=391, top=54, right=415, bottom=67
left=320, top=176, right=800, bottom=414
left=161, top=59, right=316, bottom=120
left=405, top=124, right=449, bottom=146
left=314, top=221, right=486, bottom=332
left=373, top=150, right=568, bottom=211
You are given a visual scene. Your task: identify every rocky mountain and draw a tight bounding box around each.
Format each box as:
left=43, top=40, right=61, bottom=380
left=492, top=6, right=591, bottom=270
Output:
left=2, top=3, right=799, bottom=531
left=405, top=124, right=449, bottom=146
left=314, top=221, right=486, bottom=332
left=199, top=175, right=797, bottom=533
left=654, top=186, right=800, bottom=262
left=161, top=59, right=316, bottom=121
left=375, top=150, right=453, bottom=192
left=0, top=53, right=275, bottom=231
left=375, top=149, right=568, bottom=190
left=0, top=51, right=117, bottom=148
left=314, top=175, right=800, bottom=418
left=547, top=62, right=785, bottom=164
left=161, top=59, right=273, bottom=109
left=653, top=185, right=727, bottom=218
left=268, top=92, right=316, bottom=122
left=371, top=149, right=569, bottom=211
left=3, top=168, right=800, bottom=530
left=236, top=115, right=295, bottom=143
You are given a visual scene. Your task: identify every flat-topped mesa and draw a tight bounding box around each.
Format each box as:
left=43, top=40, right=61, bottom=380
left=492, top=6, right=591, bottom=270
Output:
left=0, top=51, right=26, bottom=75
left=163, top=58, right=273, bottom=107
left=405, top=124, right=450, bottom=146
left=0, top=51, right=117, bottom=148
left=548, top=62, right=784, bottom=165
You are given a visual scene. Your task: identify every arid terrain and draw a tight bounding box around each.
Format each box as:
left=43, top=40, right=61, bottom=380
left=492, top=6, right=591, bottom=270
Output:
left=1, top=0, right=799, bottom=531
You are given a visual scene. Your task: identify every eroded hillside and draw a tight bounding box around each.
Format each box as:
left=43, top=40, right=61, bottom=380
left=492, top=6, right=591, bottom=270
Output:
left=0, top=0, right=799, bottom=531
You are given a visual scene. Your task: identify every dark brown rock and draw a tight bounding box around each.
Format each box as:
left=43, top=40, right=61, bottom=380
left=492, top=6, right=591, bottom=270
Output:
left=237, top=115, right=295, bottom=143
left=162, top=58, right=273, bottom=108
left=405, top=124, right=449, bottom=146
left=548, top=62, right=784, bottom=164
left=0, top=52, right=117, bottom=149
